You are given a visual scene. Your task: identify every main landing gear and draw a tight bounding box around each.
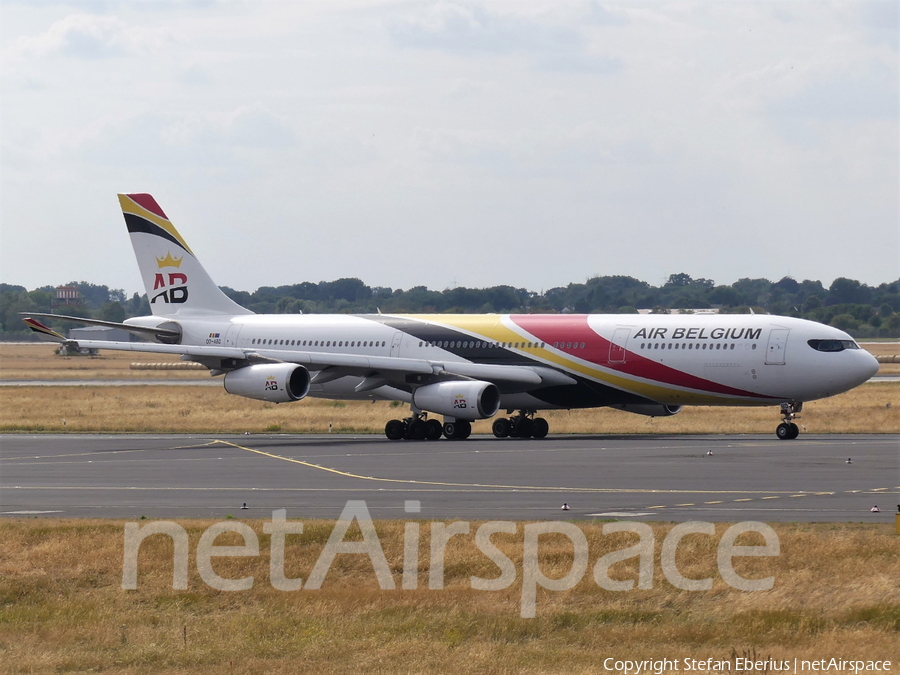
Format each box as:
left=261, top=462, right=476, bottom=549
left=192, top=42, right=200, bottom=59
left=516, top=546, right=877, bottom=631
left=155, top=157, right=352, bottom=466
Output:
left=776, top=402, right=802, bottom=440
left=492, top=410, right=549, bottom=439
left=384, top=410, right=470, bottom=441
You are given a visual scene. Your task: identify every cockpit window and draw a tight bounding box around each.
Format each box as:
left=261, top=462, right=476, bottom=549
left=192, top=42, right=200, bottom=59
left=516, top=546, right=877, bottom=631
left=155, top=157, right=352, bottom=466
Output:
left=807, top=339, right=860, bottom=352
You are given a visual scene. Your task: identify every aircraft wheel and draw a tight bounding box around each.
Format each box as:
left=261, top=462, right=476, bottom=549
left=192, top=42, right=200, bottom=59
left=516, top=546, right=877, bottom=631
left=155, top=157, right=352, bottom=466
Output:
left=788, top=422, right=800, bottom=439
left=426, top=419, right=443, bottom=440
left=776, top=422, right=794, bottom=440
left=443, top=422, right=458, bottom=439
left=385, top=419, right=405, bottom=440
left=514, top=417, right=534, bottom=439
left=407, top=420, right=428, bottom=440
left=492, top=418, right=511, bottom=438
left=456, top=420, right=472, bottom=439
left=532, top=417, right=549, bottom=439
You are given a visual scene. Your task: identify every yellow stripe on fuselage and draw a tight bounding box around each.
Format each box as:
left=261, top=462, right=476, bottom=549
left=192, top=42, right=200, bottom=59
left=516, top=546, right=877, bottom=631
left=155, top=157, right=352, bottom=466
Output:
left=405, top=314, right=754, bottom=406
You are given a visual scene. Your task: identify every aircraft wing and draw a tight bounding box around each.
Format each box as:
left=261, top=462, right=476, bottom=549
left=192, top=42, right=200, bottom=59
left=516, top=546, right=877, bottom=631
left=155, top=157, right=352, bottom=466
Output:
left=56, top=338, right=573, bottom=390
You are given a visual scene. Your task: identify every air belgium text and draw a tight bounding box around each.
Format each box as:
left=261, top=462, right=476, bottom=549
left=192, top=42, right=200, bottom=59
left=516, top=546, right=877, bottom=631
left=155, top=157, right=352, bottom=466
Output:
left=633, top=327, right=763, bottom=340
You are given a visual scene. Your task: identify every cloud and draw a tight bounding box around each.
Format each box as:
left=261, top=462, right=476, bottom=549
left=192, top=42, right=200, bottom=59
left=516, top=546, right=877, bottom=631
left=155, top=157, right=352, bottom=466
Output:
left=4, top=13, right=172, bottom=60
left=770, top=66, right=899, bottom=122
left=858, top=0, right=898, bottom=50
left=391, top=2, right=621, bottom=74
left=157, top=105, right=298, bottom=150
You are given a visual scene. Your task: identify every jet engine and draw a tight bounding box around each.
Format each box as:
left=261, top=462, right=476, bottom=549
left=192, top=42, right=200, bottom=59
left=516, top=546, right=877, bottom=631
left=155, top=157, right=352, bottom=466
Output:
left=224, top=363, right=310, bottom=403
left=412, top=380, right=501, bottom=420
left=610, top=403, right=682, bottom=417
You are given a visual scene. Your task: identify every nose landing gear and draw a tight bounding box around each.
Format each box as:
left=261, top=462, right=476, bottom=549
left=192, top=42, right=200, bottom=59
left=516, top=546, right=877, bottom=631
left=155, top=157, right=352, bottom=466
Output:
left=776, top=402, right=802, bottom=440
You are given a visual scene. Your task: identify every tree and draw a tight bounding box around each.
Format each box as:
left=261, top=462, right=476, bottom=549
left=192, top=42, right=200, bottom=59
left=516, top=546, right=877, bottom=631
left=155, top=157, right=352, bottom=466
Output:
left=665, top=273, right=692, bottom=287
left=99, top=301, right=126, bottom=322
left=830, top=314, right=859, bottom=331
left=828, top=277, right=870, bottom=305
left=803, top=295, right=823, bottom=311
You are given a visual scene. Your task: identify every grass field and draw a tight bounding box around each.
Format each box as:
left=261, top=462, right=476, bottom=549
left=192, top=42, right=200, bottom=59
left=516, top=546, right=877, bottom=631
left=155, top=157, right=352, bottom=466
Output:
left=2, top=343, right=899, bottom=434
left=0, top=519, right=897, bottom=674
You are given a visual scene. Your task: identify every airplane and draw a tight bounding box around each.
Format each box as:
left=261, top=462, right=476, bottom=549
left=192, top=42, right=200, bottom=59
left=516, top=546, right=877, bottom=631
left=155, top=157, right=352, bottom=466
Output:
left=23, top=193, right=879, bottom=441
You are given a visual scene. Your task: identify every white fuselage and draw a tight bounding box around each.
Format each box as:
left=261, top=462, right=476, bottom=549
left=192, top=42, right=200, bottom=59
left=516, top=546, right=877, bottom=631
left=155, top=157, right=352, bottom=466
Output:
left=132, top=312, right=878, bottom=410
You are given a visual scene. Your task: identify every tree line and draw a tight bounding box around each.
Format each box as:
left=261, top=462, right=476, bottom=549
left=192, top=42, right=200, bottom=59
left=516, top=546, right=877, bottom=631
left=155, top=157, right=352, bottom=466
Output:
left=2, top=273, right=899, bottom=340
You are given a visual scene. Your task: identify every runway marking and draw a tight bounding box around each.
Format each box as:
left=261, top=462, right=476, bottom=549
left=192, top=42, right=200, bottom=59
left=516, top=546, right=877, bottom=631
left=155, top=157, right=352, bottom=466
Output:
left=1, top=510, right=64, bottom=514
left=734, top=498, right=752, bottom=502
left=205, top=440, right=864, bottom=497
left=587, top=512, right=653, bottom=517
left=0, top=441, right=219, bottom=462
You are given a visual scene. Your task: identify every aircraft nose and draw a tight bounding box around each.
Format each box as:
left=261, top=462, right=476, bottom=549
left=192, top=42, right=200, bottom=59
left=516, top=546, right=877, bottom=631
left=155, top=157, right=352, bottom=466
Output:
left=862, top=350, right=880, bottom=381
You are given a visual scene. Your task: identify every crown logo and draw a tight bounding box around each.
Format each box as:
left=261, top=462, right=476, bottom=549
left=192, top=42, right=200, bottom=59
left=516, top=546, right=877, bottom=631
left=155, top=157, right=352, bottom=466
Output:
left=156, top=252, right=183, bottom=268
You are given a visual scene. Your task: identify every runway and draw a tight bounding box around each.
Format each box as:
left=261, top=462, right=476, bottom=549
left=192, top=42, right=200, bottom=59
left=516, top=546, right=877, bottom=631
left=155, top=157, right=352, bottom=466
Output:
left=1, top=434, right=897, bottom=522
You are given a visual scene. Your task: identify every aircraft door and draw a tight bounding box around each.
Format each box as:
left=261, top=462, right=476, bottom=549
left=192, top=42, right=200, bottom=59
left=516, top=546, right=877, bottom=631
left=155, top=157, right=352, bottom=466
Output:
left=609, top=327, right=630, bottom=364
left=390, top=331, right=402, bottom=358
left=224, top=324, right=242, bottom=347
left=765, top=328, right=789, bottom=365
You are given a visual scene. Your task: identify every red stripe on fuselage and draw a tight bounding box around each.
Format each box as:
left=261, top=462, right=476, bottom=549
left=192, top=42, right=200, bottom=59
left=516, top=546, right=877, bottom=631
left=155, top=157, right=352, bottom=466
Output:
left=509, top=315, right=768, bottom=399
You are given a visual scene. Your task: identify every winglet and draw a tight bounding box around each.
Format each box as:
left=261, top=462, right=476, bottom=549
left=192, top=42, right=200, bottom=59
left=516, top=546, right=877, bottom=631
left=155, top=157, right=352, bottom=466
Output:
left=22, top=317, right=67, bottom=342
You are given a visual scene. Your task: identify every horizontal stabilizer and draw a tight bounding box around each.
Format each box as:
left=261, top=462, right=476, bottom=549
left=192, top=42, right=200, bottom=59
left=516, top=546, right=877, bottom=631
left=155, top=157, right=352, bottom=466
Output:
left=20, top=312, right=181, bottom=341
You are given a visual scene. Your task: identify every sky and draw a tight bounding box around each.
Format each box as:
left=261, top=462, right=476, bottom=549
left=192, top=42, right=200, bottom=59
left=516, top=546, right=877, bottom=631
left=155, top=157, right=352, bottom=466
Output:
left=1, top=0, right=898, bottom=298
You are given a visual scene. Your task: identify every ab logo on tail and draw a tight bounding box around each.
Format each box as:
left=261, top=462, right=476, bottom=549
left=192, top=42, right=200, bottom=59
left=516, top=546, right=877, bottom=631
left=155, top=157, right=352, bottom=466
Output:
left=152, top=252, right=189, bottom=304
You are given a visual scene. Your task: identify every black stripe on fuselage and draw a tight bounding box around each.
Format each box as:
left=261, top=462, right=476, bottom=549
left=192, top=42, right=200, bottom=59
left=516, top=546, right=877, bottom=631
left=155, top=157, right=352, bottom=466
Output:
left=124, top=213, right=189, bottom=253
left=361, top=315, right=654, bottom=409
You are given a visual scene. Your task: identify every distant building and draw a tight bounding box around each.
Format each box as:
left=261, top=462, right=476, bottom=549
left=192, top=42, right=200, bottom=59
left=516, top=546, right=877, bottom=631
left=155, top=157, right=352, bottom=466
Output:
left=62, top=326, right=132, bottom=355
left=54, top=286, right=82, bottom=307
left=67, top=327, right=131, bottom=342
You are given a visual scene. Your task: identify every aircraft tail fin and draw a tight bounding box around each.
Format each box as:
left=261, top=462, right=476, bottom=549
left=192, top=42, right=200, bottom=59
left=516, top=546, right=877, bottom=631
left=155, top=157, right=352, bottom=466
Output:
left=119, top=194, right=252, bottom=317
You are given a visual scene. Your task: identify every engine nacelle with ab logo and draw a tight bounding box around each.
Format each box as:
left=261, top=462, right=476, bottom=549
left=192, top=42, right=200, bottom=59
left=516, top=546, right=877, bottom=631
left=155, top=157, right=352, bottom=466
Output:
left=224, top=364, right=311, bottom=403
left=413, top=380, right=501, bottom=420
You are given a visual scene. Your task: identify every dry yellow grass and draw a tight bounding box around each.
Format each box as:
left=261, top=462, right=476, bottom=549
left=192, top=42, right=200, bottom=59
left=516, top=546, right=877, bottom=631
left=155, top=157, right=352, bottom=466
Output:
left=1, top=382, right=897, bottom=434
left=0, top=519, right=897, bottom=674
left=0, top=343, right=202, bottom=380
